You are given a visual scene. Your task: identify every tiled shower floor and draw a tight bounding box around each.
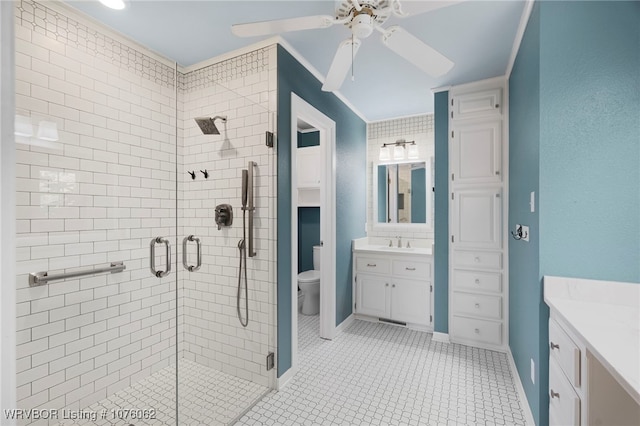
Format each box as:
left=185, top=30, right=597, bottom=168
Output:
left=238, top=315, right=528, bottom=425
left=57, top=358, right=269, bottom=426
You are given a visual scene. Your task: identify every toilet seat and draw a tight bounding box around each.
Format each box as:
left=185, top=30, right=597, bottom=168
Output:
left=298, top=270, right=320, bottom=283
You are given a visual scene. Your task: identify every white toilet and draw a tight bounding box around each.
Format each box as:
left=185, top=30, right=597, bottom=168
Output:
left=298, top=245, right=321, bottom=315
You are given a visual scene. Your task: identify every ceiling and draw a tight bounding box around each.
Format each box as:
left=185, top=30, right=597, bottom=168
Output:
left=65, top=0, right=526, bottom=121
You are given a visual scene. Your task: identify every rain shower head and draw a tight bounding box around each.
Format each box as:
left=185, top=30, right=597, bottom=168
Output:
left=195, top=115, right=227, bottom=135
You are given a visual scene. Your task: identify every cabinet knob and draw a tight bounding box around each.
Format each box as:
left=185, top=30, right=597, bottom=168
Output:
left=474, top=328, right=480, bottom=334
left=550, top=341, right=560, bottom=350
left=474, top=279, right=480, bottom=284
left=475, top=303, right=480, bottom=309
left=392, top=284, right=396, bottom=288
left=550, top=389, right=560, bottom=399
left=495, top=104, right=500, bottom=109
left=495, top=171, right=500, bottom=175
left=474, top=257, right=480, bottom=263
left=385, top=283, right=389, bottom=287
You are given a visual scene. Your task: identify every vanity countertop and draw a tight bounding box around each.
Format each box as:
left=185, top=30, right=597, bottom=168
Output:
left=544, top=276, right=640, bottom=405
left=352, top=238, right=433, bottom=256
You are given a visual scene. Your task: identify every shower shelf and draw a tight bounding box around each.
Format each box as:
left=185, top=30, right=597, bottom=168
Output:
left=28, top=261, right=126, bottom=286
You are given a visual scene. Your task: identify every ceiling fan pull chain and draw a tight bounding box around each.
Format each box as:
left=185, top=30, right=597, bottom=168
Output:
left=351, top=34, right=355, bottom=81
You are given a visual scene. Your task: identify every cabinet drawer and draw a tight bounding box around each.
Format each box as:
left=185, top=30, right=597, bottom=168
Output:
left=392, top=259, right=431, bottom=280
left=453, top=269, right=502, bottom=293
left=549, top=357, right=581, bottom=426
left=355, top=256, right=390, bottom=274
left=451, top=316, right=502, bottom=346
left=549, top=318, right=581, bottom=388
left=454, top=251, right=502, bottom=270
left=452, top=292, right=502, bottom=320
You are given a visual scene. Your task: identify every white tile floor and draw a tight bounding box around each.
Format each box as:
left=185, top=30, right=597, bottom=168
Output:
left=57, top=359, right=269, bottom=426
left=237, top=315, right=527, bottom=426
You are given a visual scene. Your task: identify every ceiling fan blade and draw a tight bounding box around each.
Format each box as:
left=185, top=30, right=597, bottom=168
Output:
left=394, top=0, right=463, bottom=17
left=322, top=38, right=362, bottom=92
left=232, top=15, right=335, bottom=38
left=382, top=26, right=454, bottom=77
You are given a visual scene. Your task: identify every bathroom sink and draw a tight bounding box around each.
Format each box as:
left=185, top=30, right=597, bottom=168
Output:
left=377, top=246, right=415, bottom=251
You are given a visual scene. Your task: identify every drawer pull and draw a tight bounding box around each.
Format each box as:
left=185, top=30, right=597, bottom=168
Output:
left=550, top=341, right=560, bottom=350
left=475, top=279, right=480, bottom=284
left=475, top=303, right=480, bottom=309
left=550, top=389, right=560, bottom=399
left=474, top=328, right=480, bottom=334
left=366, top=263, right=377, bottom=267
left=405, top=267, right=416, bottom=271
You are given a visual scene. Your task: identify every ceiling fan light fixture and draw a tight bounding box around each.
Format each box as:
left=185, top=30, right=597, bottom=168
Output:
left=351, top=13, right=374, bottom=39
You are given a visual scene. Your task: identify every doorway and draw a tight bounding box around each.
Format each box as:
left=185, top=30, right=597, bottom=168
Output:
left=290, top=94, right=336, bottom=374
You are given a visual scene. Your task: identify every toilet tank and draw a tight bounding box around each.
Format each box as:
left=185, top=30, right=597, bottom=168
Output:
left=313, top=245, right=321, bottom=270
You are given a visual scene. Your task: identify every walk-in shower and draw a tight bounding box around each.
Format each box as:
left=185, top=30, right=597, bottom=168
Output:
left=13, top=1, right=277, bottom=424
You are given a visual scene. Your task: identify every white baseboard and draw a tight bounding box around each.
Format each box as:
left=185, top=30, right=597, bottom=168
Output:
left=507, top=349, right=537, bottom=426
left=432, top=332, right=450, bottom=343
left=276, top=366, right=296, bottom=391
left=335, top=314, right=355, bottom=335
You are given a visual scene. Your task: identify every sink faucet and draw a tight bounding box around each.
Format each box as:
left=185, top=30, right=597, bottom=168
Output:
left=397, top=236, right=402, bottom=248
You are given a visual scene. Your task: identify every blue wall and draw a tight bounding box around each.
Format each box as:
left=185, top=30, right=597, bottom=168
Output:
left=298, top=130, right=320, bottom=148
left=411, top=167, right=426, bottom=223
left=508, top=3, right=542, bottom=424
left=509, top=2, right=640, bottom=424
left=298, top=207, right=320, bottom=273
left=433, top=91, right=449, bottom=333
left=277, top=45, right=367, bottom=377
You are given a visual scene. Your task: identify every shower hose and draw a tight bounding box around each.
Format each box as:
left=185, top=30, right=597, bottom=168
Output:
left=237, top=206, right=249, bottom=327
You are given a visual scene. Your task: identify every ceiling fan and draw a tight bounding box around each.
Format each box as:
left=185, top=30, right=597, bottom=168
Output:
left=231, top=0, right=459, bottom=92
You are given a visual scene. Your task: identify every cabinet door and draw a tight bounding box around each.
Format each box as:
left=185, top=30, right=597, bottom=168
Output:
left=452, top=88, right=502, bottom=120
left=451, top=120, right=502, bottom=184
left=297, top=146, right=321, bottom=188
left=452, top=187, right=502, bottom=250
left=355, top=274, right=389, bottom=318
left=390, top=278, right=430, bottom=325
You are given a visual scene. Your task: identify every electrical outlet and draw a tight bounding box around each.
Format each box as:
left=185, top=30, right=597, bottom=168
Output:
left=521, top=225, right=530, bottom=242
left=531, top=359, right=535, bottom=384
left=513, top=224, right=530, bottom=242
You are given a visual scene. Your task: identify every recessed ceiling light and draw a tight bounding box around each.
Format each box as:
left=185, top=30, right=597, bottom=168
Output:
left=98, top=0, right=126, bottom=10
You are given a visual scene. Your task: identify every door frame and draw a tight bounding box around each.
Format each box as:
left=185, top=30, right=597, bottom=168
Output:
left=290, top=93, right=336, bottom=372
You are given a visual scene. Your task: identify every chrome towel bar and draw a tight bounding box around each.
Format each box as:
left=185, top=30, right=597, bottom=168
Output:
left=29, top=262, right=126, bottom=286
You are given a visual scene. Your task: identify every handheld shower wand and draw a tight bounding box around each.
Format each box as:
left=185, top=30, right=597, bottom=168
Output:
left=237, top=168, right=250, bottom=327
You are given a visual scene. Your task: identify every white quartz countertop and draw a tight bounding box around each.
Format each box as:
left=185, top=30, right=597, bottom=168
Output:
left=352, top=238, right=433, bottom=256
left=544, top=276, right=640, bottom=405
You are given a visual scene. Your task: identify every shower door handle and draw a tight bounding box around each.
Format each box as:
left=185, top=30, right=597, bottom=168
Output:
left=182, top=235, right=202, bottom=272
left=150, top=237, right=171, bottom=278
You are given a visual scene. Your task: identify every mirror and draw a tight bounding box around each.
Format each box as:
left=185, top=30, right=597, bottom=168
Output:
left=376, top=162, right=428, bottom=224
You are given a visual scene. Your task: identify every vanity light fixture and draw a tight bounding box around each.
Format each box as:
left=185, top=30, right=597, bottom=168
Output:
left=98, top=0, right=126, bottom=10
left=378, top=139, right=418, bottom=162
left=378, top=145, right=390, bottom=161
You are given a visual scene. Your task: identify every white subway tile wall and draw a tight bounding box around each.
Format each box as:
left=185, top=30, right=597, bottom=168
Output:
left=179, top=45, right=277, bottom=390
left=366, top=115, right=435, bottom=242
left=14, top=0, right=277, bottom=423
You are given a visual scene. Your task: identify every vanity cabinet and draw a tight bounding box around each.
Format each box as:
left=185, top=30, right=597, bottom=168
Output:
left=353, top=251, right=433, bottom=330
left=449, top=82, right=507, bottom=351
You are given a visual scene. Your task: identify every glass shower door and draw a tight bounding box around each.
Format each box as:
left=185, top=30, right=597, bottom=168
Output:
left=14, top=1, right=179, bottom=423
left=177, top=47, right=277, bottom=425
